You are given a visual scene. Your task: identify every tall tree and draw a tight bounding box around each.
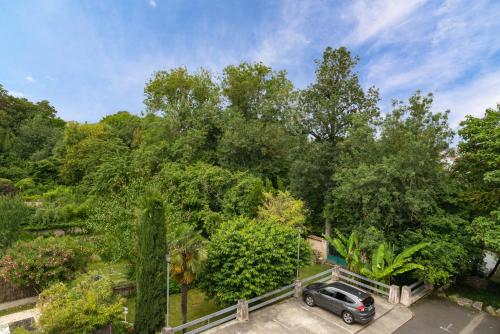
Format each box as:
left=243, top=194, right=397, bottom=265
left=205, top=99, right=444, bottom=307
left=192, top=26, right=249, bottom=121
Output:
left=289, top=47, right=379, bottom=234
left=168, top=223, right=207, bottom=328
left=135, top=191, right=168, bottom=334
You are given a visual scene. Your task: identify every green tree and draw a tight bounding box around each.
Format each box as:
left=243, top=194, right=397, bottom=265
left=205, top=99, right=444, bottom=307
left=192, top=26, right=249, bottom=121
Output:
left=455, top=105, right=500, bottom=216
left=200, top=217, right=312, bottom=306
left=325, top=230, right=362, bottom=272
left=135, top=192, right=168, bottom=334
left=257, top=190, right=307, bottom=229
left=361, top=242, right=429, bottom=283
left=0, top=196, right=32, bottom=254
left=37, top=274, right=127, bottom=334
left=290, top=47, right=379, bottom=234
left=168, top=223, right=207, bottom=327
left=467, top=211, right=500, bottom=277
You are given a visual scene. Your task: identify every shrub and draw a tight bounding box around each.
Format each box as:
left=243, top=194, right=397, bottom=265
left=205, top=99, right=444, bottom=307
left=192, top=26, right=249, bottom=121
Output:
left=0, top=178, right=17, bottom=195
left=0, top=195, right=33, bottom=253
left=15, top=177, right=35, bottom=191
left=200, top=217, right=312, bottom=306
left=0, top=236, right=91, bottom=291
left=37, top=274, right=129, bottom=334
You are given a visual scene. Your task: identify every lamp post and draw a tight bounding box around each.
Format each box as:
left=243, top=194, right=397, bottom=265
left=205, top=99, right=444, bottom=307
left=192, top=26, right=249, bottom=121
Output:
left=165, top=253, right=171, bottom=328
left=296, top=227, right=302, bottom=281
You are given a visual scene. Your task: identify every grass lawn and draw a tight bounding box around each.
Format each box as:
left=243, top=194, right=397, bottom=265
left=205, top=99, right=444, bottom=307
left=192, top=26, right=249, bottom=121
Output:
left=299, top=263, right=332, bottom=280
left=446, top=281, right=500, bottom=309
left=125, top=289, right=220, bottom=327
left=87, top=260, right=131, bottom=285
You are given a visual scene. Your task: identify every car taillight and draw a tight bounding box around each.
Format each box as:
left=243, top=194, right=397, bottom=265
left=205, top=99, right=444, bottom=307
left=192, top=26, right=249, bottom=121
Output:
left=356, top=305, right=365, bottom=312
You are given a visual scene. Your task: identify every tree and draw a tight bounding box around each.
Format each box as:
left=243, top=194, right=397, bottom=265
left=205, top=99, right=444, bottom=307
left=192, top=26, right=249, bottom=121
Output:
left=168, top=223, right=207, bottom=327
left=467, top=211, right=500, bottom=277
left=0, top=195, right=32, bottom=254
left=37, top=274, right=128, bottom=334
left=361, top=242, right=429, bottom=284
left=200, top=217, right=312, bottom=306
left=257, top=190, right=307, bottom=229
left=455, top=105, right=499, bottom=216
left=290, top=47, right=379, bottom=234
left=135, top=191, right=168, bottom=334
left=325, top=230, right=362, bottom=272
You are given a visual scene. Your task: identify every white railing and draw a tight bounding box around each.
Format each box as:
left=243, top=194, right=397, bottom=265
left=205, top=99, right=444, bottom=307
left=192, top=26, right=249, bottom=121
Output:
left=400, top=280, right=432, bottom=306
left=336, top=267, right=391, bottom=297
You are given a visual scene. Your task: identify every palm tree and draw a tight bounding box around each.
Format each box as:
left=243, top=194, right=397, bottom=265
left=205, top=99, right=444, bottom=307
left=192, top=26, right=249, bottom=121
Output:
left=168, top=223, right=207, bottom=329
left=325, top=229, right=362, bottom=272
left=361, top=242, right=429, bottom=284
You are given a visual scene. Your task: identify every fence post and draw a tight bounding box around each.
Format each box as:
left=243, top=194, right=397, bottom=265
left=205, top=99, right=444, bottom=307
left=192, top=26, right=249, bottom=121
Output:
left=331, top=265, right=341, bottom=282
left=400, top=285, right=411, bottom=306
left=236, top=299, right=249, bottom=322
left=161, top=327, right=175, bottom=334
left=294, top=279, right=302, bottom=299
left=388, top=285, right=400, bottom=304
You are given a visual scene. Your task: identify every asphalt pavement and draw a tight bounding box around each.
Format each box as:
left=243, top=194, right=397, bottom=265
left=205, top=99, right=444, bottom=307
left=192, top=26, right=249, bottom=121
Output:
left=394, top=297, right=500, bottom=334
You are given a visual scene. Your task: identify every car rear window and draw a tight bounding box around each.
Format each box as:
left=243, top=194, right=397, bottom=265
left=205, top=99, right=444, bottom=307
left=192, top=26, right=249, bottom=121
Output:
left=362, top=296, right=374, bottom=306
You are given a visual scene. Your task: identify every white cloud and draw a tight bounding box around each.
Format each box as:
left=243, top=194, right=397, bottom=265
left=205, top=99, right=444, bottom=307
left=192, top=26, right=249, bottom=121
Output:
left=148, top=0, right=157, bottom=8
left=433, top=70, right=500, bottom=129
left=25, top=76, right=34, bottom=82
left=344, top=0, right=427, bottom=45
left=8, top=91, right=24, bottom=98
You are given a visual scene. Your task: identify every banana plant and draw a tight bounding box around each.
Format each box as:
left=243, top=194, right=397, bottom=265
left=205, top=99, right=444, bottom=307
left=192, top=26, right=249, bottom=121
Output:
left=361, top=242, right=429, bottom=283
left=325, top=229, right=362, bottom=272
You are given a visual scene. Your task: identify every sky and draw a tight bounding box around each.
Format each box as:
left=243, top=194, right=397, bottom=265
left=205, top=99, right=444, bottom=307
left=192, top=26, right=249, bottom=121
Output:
left=1, top=0, right=499, bottom=129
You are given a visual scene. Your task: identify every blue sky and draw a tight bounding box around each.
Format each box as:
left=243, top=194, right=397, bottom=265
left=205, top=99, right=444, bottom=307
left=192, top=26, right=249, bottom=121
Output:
left=1, top=0, right=499, bottom=128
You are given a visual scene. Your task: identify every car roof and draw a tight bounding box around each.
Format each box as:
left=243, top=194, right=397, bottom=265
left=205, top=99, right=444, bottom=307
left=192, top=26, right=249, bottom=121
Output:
left=326, top=282, right=370, bottom=300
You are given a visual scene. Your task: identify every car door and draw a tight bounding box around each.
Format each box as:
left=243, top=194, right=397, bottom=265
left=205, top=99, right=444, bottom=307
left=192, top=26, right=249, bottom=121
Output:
left=317, top=287, right=341, bottom=314
left=331, top=291, right=349, bottom=315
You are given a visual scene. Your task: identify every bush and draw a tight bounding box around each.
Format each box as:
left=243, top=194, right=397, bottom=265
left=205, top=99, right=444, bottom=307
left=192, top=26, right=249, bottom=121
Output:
left=37, top=274, right=129, bottom=334
left=0, top=178, right=17, bottom=195
left=0, top=195, right=33, bottom=253
left=15, top=177, right=35, bottom=191
left=200, top=217, right=312, bottom=306
left=0, top=236, right=91, bottom=291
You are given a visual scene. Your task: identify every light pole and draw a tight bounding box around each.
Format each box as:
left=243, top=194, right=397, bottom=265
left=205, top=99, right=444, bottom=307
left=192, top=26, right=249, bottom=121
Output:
left=165, top=253, right=171, bottom=328
left=296, top=227, right=302, bottom=281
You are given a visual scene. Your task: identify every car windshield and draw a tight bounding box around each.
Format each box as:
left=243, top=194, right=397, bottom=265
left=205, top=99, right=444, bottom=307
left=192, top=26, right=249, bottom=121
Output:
left=362, top=296, right=374, bottom=306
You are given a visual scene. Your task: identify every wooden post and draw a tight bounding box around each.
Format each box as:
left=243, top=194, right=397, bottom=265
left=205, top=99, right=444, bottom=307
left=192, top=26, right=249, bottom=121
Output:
left=294, top=279, right=302, bottom=299
left=388, top=285, right=400, bottom=304
left=331, top=265, right=340, bottom=282
left=236, top=299, right=249, bottom=322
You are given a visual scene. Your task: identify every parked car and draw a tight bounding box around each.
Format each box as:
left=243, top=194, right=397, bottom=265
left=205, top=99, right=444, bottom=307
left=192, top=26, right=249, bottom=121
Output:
left=302, top=281, right=375, bottom=324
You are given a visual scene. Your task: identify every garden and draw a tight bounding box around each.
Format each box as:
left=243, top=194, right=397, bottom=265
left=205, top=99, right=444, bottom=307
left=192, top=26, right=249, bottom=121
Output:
left=0, top=46, right=499, bottom=334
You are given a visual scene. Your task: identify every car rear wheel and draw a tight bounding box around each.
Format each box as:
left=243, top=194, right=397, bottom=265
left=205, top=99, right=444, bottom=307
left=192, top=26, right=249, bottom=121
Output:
left=342, top=311, right=354, bottom=324
left=304, top=294, right=315, bottom=307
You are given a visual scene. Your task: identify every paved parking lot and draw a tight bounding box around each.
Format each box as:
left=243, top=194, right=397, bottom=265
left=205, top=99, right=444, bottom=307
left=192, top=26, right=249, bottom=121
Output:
left=394, top=297, right=500, bottom=334
left=206, top=295, right=411, bottom=334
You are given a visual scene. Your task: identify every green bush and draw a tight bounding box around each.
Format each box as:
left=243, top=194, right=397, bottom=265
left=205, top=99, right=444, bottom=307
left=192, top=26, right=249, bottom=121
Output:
left=37, top=273, right=129, bottom=334
left=0, top=195, right=33, bottom=253
left=200, top=217, right=312, bottom=306
left=0, top=178, right=17, bottom=195
left=0, top=236, right=91, bottom=291
left=15, top=177, right=35, bottom=191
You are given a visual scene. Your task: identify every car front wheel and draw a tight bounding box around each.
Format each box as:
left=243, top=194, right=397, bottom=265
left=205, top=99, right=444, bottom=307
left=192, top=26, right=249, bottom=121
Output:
left=342, top=311, right=354, bottom=324
left=304, top=294, right=315, bottom=307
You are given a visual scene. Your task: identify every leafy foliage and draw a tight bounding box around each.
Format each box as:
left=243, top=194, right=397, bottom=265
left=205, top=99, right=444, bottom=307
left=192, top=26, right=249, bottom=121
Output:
left=37, top=274, right=128, bottom=334
left=201, top=217, right=312, bottom=306
left=325, top=230, right=362, bottom=272
left=0, top=195, right=33, bottom=253
left=257, top=191, right=307, bottom=229
left=135, top=191, right=168, bottom=334
left=0, top=236, right=91, bottom=291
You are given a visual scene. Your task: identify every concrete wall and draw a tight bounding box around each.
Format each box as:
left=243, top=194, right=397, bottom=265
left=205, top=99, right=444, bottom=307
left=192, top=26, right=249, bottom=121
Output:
left=0, top=278, right=36, bottom=304
left=307, top=235, right=328, bottom=263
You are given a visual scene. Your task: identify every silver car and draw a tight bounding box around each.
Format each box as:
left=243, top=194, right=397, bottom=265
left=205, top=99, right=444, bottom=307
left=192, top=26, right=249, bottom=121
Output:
left=302, top=282, right=376, bottom=324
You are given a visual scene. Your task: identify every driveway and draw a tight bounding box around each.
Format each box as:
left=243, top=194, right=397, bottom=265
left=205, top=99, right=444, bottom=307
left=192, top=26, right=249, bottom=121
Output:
left=394, top=297, right=500, bottom=334
left=206, top=295, right=412, bottom=334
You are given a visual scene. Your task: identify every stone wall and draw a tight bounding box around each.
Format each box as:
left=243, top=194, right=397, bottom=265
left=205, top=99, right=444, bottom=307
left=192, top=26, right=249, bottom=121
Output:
left=0, top=278, right=36, bottom=304
left=307, top=235, right=328, bottom=263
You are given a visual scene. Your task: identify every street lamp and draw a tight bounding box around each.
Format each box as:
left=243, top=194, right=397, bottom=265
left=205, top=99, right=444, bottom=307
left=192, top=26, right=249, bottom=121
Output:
left=296, top=227, right=302, bottom=281
left=165, top=253, right=171, bottom=327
